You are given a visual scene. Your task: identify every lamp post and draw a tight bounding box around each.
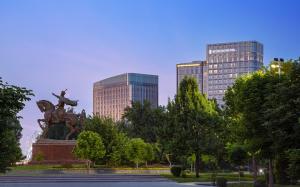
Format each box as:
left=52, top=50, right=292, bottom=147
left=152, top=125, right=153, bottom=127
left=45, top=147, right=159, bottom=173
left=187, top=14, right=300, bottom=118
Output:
left=270, top=58, right=284, bottom=77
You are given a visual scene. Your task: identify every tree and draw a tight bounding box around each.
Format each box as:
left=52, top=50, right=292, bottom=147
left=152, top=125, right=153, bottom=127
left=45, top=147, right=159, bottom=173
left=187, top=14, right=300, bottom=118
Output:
left=74, top=131, right=106, bottom=170
left=224, top=59, right=300, bottom=186
left=84, top=116, right=125, bottom=165
left=170, top=76, right=220, bottom=177
left=143, top=143, right=154, bottom=167
left=0, top=77, right=33, bottom=173
left=125, top=138, right=147, bottom=168
left=227, top=144, right=248, bottom=183
left=122, top=101, right=160, bottom=143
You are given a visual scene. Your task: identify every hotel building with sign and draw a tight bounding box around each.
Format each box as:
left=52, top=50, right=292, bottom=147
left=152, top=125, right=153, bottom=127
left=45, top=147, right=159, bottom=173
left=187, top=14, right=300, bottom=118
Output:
left=206, top=41, right=263, bottom=105
left=176, top=41, right=263, bottom=106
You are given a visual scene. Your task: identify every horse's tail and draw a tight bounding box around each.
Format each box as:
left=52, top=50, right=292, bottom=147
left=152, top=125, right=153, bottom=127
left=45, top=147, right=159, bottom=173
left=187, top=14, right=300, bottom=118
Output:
left=36, top=100, right=55, bottom=112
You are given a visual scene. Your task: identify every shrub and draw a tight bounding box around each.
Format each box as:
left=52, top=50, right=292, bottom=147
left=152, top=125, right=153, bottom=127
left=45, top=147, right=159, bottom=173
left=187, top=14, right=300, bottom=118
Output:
left=34, top=152, right=44, bottom=161
left=286, top=149, right=300, bottom=184
left=60, top=163, right=73, bottom=169
left=254, top=179, right=267, bottom=187
left=216, top=177, right=227, bottom=187
left=181, top=170, right=188, bottom=178
left=170, top=166, right=182, bottom=177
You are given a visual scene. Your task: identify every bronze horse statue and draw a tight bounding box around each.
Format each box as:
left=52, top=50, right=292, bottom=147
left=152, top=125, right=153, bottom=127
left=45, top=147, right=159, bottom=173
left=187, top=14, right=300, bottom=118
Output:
left=37, top=100, right=86, bottom=140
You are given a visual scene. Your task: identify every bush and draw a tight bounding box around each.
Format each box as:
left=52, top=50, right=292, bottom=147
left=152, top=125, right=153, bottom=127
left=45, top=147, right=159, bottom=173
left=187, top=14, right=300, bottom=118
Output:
left=34, top=152, right=44, bottom=161
left=170, top=166, right=182, bottom=177
left=254, top=179, right=267, bottom=187
left=181, top=170, right=188, bottom=178
left=286, top=149, right=300, bottom=184
left=60, top=163, right=73, bottom=169
left=216, top=177, right=227, bottom=187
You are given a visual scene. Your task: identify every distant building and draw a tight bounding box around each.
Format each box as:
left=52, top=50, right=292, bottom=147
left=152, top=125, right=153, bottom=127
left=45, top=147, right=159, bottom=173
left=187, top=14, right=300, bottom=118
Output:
left=176, top=61, right=208, bottom=94
left=206, top=41, right=263, bottom=105
left=93, top=73, right=158, bottom=121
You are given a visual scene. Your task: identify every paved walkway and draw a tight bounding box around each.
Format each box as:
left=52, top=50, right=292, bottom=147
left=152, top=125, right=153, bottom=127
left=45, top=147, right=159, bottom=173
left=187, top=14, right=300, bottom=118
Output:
left=0, top=174, right=203, bottom=187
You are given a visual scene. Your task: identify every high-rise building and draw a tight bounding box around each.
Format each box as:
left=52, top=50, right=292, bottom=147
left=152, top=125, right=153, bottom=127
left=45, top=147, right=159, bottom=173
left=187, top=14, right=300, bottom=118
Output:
left=206, top=41, right=263, bottom=105
left=176, top=61, right=208, bottom=94
left=93, top=73, right=158, bottom=121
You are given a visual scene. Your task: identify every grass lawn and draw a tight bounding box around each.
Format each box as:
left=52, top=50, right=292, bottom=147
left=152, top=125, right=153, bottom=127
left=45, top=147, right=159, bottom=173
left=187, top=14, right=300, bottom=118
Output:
left=10, top=164, right=169, bottom=171
left=10, top=164, right=86, bottom=170
left=228, top=183, right=300, bottom=187
left=161, top=172, right=255, bottom=183
left=162, top=173, right=300, bottom=187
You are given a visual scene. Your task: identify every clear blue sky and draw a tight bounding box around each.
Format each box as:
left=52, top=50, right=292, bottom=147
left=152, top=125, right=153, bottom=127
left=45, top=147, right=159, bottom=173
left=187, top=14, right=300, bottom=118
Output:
left=1, top=0, right=299, bottom=155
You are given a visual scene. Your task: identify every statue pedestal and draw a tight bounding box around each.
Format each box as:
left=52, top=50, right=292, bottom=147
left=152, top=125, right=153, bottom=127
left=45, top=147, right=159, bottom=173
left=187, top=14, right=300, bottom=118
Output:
left=30, top=139, right=85, bottom=164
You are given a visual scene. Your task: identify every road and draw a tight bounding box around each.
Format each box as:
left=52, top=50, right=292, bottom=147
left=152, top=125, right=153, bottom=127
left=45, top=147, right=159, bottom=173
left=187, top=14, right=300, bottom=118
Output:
left=0, top=174, right=200, bottom=187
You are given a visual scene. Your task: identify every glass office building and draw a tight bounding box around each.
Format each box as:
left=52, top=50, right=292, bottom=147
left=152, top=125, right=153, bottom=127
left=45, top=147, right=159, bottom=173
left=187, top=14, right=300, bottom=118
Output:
left=176, top=61, right=208, bottom=94
left=206, top=41, right=263, bottom=105
left=93, top=73, right=158, bottom=121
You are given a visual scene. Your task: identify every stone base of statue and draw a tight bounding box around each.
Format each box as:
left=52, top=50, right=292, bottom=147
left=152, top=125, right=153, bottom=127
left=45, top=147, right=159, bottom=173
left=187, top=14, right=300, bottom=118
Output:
left=30, top=139, right=85, bottom=164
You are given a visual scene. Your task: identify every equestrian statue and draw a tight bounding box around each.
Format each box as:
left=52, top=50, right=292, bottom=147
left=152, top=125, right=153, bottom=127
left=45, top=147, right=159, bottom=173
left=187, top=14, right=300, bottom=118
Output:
left=37, top=90, right=86, bottom=140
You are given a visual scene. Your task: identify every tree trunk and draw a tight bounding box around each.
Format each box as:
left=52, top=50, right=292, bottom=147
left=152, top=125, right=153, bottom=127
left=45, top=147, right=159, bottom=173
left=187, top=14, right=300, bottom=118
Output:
left=268, top=159, right=274, bottom=187
left=238, top=166, right=241, bottom=184
left=87, top=160, right=91, bottom=174
left=136, top=162, right=139, bottom=169
left=252, top=155, right=257, bottom=182
left=195, top=152, right=201, bottom=178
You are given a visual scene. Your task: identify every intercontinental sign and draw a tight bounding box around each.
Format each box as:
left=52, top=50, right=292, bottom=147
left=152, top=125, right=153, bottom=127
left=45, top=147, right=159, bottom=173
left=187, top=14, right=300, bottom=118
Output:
left=208, top=48, right=236, bottom=54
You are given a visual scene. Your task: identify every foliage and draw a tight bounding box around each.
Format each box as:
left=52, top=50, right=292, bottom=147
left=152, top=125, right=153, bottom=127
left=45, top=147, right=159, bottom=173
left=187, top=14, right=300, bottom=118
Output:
left=125, top=138, right=147, bottom=168
left=143, top=143, right=154, bottom=166
left=168, top=76, right=221, bottom=177
left=0, top=77, right=33, bottom=173
left=223, top=59, right=300, bottom=184
left=170, top=165, right=182, bottom=177
left=216, top=177, right=227, bottom=187
left=74, top=131, right=106, bottom=169
left=202, top=154, right=218, bottom=171
left=227, top=144, right=247, bottom=167
left=34, top=152, right=45, bottom=162
left=122, top=101, right=158, bottom=143
left=83, top=116, right=127, bottom=166
left=286, top=149, right=300, bottom=184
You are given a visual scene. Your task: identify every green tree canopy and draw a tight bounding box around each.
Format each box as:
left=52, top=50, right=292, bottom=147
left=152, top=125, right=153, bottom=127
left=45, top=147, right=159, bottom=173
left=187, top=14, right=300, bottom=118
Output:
left=74, top=131, right=106, bottom=169
left=170, top=76, right=220, bottom=177
left=125, top=138, right=147, bottom=168
left=83, top=116, right=127, bottom=165
left=0, top=77, right=33, bottom=172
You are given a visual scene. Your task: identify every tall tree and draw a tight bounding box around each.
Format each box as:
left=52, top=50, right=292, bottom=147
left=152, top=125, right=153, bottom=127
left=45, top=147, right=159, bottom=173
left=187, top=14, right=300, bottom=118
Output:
left=0, top=77, right=33, bottom=172
left=224, top=59, right=300, bottom=186
left=171, top=76, right=220, bottom=177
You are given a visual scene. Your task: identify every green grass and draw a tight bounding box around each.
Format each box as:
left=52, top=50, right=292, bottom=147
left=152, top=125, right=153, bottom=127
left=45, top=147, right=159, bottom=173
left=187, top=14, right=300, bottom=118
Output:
left=161, top=173, right=255, bottom=183
left=228, top=183, right=300, bottom=187
left=10, top=164, right=86, bottom=171
left=10, top=164, right=169, bottom=171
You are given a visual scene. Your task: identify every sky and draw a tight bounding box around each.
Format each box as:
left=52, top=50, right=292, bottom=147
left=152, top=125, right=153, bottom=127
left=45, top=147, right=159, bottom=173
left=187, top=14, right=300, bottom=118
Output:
left=1, top=0, right=300, bottom=156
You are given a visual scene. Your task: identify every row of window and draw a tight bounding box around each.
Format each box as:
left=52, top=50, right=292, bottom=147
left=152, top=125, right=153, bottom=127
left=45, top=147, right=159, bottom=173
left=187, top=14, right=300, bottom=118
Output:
left=177, top=68, right=204, bottom=75
left=208, top=89, right=227, bottom=95
left=209, top=79, right=235, bottom=85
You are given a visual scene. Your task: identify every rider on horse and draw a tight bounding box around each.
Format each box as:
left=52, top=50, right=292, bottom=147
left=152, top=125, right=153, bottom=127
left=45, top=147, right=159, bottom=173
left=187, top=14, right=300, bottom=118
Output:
left=52, top=90, right=78, bottom=122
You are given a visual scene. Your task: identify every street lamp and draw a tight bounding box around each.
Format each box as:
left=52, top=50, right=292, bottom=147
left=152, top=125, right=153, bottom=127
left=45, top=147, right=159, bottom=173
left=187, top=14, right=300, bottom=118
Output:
left=270, top=58, right=284, bottom=77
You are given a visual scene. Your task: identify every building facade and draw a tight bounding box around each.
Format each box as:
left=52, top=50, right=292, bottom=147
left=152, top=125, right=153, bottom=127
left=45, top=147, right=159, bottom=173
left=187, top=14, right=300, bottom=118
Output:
left=206, top=41, right=263, bottom=105
left=176, top=61, right=208, bottom=94
left=93, top=73, right=158, bottom=121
